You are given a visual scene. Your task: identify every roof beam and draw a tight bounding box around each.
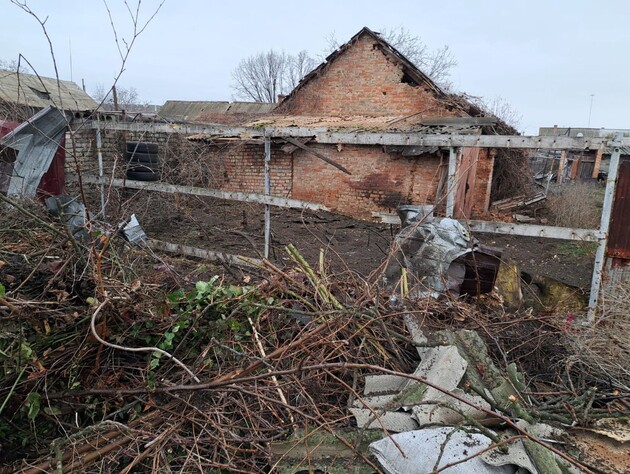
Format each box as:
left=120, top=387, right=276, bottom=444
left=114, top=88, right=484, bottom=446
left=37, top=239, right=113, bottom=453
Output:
left=84, top=121, right=629, bottom=151
left=284, top=137, right=351, bottom=174
left=419, top=117, right=497, bottom=126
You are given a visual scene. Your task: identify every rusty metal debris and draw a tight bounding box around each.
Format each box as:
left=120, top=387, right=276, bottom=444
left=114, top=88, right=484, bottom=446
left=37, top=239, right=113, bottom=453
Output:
left=385, top=215, right=501, bottom=299
left=0, top=106, right=67, bottom=198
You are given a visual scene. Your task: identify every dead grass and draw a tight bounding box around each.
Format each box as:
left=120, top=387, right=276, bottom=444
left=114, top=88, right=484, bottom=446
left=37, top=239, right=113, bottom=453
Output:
left=567, top=282, right=630, bottom=391
left=546, top=181, right=604, bottom=229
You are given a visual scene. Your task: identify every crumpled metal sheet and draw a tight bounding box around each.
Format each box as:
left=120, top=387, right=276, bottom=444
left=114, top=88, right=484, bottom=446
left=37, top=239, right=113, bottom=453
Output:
left=385, top=218, right=474, bottom=298
left=122, top=213, right=147, bottom=244
left=45, top=194, right=89, bottom=242
left=0, top=106, right=67, bottom=197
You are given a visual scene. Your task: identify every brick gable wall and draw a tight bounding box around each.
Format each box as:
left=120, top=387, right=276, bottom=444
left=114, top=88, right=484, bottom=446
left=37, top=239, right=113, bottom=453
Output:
left=277, top=35, right=463, bottom=118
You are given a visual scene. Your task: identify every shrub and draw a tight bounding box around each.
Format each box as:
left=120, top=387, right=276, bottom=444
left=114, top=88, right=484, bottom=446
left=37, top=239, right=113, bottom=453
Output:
left=546, top=181, right=603, bottom=229
left=566, top=282, right=630, bottom=391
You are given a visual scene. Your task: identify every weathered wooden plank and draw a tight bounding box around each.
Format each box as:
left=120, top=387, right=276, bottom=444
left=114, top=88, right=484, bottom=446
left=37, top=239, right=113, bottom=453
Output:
left=312, top=129, right=607, bottom=150
left=147, top=239, right=262, bottom=268
left=76, top=175, right=330, bottom=211
left=264, top=136, right=271, bottom=259
left=372, top=213, right=601, bottom=242
left=592, top=148, right=604, bottom=178
left=589, top=147, right=622, bottom=318
left=89, top=121, right=257, bottom=138
left=284, top=137, right=351, bottom=174
left=446, top=147, right=458, bottom=217
left=557, top=150, right=567, bottom=184
left=419, top=117, right=497, bottom=126
left=465, top=220, right=601, bottom=241
left=84, top=121, right=629, bottom=151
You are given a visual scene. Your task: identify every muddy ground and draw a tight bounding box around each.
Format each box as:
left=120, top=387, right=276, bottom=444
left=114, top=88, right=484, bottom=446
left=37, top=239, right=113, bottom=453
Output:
left=101, top=188, right=596, bottom=290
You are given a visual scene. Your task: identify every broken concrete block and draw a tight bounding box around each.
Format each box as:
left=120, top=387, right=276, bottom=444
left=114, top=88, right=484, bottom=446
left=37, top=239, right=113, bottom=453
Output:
left=352, top=343, right=470, bottom=429
left=410, top=345, right=468, bottom=399
left=364, top=374, right=408, bottom=395
left=403, top=313, right=431, bottom=359
left=369, top=427, right=514, bottom=474
left=352, top=393, right=400, bottom=409
left=411, top=388, right=491, bottom=426
left=349, top=408, right=419, bottom=432
left=513, top=213, right=536, bottom=223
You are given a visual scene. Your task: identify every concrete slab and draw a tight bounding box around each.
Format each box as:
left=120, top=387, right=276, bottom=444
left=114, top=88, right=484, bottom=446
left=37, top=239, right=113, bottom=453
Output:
left=411, top=345, right=468, bottom=399
left=349, top=408, right=419, bottom=432
left=352, top=393, right=400, bottom=409
left=364, top=374, right=409, bottom=395
left=403, top=313, right=431, bottom=358
left=411, top=388, right=491, bottom=425
left=370, top=427, right=514, bottom=474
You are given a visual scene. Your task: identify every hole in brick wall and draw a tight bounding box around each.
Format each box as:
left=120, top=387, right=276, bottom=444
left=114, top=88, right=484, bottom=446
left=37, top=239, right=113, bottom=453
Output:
left=382, top=91, right=387, bottom=95
left=401, top=70, right=418, bottom=87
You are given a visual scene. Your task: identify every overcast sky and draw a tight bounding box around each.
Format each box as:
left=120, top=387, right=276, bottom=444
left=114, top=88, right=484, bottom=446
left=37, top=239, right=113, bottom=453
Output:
left=2, top=0, right=629, bottom=134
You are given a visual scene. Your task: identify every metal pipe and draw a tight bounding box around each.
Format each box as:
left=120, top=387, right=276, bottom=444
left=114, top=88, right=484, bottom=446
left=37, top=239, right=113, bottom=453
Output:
left=446, top=146, right=458, bottom=217
left=587, top=145, right=622, bottom=321
left=95, top=120, right=106, bottom=217
left=264, top=135, right=271, bottom=259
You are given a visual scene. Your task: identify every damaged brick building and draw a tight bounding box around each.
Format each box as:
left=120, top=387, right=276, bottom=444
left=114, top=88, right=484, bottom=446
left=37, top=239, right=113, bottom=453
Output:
left=75, top=27, right=519, bottom=221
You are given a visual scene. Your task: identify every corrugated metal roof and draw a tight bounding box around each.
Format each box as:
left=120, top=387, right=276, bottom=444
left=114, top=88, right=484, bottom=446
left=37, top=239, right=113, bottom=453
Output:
left=160, top=100, right=276, bottom=122
left=0, top=69, right=97, bottom=111
left=0, top=106, right=67, bottom=197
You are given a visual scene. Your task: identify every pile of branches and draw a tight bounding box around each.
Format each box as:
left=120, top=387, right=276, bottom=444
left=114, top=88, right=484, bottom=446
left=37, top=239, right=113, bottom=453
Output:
left=0, top=196, right=627, bottom=472
left=0, top=198, right=419, bottom=471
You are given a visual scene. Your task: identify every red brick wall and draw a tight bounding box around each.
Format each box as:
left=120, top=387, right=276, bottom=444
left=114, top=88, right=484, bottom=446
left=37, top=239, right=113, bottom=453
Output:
left=291, top=144, right=442, bottom=220
left=221, top=143, right=292, bottom=196
left=277, top=35, right=463, bottom=118
left=471, top=148, right=495, bottom=213
left=70, top=127, right=493, bottom=220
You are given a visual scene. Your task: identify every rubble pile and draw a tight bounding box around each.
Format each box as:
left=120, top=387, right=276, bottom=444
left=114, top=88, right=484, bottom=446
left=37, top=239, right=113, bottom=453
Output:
left=0, top=196, right=628, bottom=473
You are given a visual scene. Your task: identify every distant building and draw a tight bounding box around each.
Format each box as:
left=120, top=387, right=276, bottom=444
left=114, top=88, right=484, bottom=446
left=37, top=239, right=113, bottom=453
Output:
left=535, top=126, right=626, bottom=181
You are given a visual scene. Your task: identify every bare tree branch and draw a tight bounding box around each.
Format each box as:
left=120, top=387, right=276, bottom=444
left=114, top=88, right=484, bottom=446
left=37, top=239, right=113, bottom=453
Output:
left=231, top=50, right=316, bottom=103
left=475, top=96, right=523, bottom=129
left=92, top=83, right=147, bottom=111
left=0, top=58, right=20, bottom=72
left=10, top=0, right=64, bottom=108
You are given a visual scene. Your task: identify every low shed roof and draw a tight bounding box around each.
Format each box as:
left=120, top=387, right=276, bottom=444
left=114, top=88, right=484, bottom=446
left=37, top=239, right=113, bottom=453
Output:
left=160, top=100, right=276, bottom=123
left=0, top=69, right=97, bottom=111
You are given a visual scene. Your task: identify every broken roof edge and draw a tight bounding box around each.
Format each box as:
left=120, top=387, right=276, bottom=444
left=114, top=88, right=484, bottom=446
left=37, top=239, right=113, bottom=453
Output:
left=0, top=68, right=98, bottom=112
left=0, top=105, right=69, bottom=147
left=159, top=100, right=277, bottom=122
left=278, top=27, right=448, bottom=111
left=275, top=27, right=515, bottom=134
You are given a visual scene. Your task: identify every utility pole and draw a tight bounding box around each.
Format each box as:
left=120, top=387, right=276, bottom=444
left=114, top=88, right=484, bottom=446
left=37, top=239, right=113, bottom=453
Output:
left=587, top=94, right=594, bottom=127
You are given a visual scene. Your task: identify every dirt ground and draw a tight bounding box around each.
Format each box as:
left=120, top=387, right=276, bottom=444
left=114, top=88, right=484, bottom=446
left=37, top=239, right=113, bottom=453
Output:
left=104, top=188, right=596, bottom=290
left=476, top=234, right=596, bottom=289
